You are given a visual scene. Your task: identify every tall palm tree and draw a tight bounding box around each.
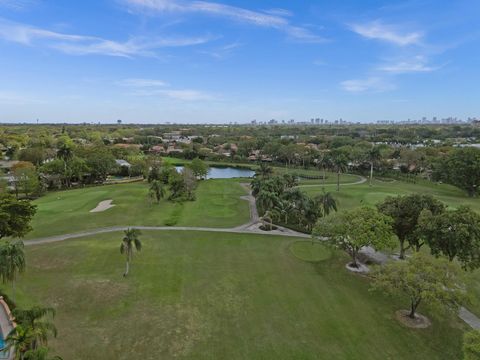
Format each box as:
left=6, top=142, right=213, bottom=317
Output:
left=317, top=152, right=332, bottom=188
left=0, top=240, right=26, bottom=301
left=315, top=191, right=338, bottom=217
left=256, top=190, right=279, bottom=213
left=148, top=180, right=165, bottom=204
left=256, top=162, right=273, bottom=179
left=12, top=307, right=57, bottom=352
left=331, top=153, right=349, bottom=192
left=367, top=145, right=382, bottom=187
left=274, top=199, right=293, bottom=224
left=120, top=228, right=142, bottom=277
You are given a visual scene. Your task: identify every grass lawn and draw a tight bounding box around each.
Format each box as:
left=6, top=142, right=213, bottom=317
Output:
left=302, top=179, right=480, bottom=213
left=11, top=231, right=465, bottom=359
left=25, top=179, right=250, bottom=239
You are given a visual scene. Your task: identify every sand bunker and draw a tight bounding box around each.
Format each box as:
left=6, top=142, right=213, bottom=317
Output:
left=90, top=200, right=115, bottom=213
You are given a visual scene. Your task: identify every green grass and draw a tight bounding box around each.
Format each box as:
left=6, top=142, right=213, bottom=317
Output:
left=10, top=231, right=465, bottom=359
left=302, top=179, right=480, bottom=213
left=289, top=240, right=333, bottom=262
left=25, top=179, right=250, bottom=239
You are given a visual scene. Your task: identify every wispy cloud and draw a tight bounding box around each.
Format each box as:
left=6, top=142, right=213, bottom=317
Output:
left=0, top=18, right=213, bottom=57
left=378, top=56, right=440, bottom=73
left=124, top=0, right=326, bottom=43
left=350, top=21, right=423, bottom=46
left=199, top=41, right=242, bottom=59
left=118, top=77, right=215, bottom=101
left=340, top=77, right=395, bottom=93
left=0, top=0, right=36, bottom=10
left=116, top=78, right=169, bottom=87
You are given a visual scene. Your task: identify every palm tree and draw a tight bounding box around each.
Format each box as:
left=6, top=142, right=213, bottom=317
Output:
left=282, top=173, right=298, bottom=189
left=367, top=145, right=382, bottom=187
left=315, top=191, right=338, bottom=216
left=274, top=199, right=293, bottom=224
left=12, top=306, right=57, bottom=352
left=331, top=153, right=349, bottom=192
left=148, top=180, right=165, bottom=204
left=256, top=190, right=279, bottom=213
left=256, top=162, right=273, bottom=179
left=0, top=240, right=26, bottom=301
left=317, top=152, right=332, bottom=188
left=7, top=324, right=35, bottom=360
left=261, top=210, right=274, bottom=230
left=120, top=228, right=142, bottom=277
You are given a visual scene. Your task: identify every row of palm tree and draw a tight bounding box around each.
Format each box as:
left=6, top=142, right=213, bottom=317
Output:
left=316, top=144, right=382, bottom=190
left=252, top=167, right=338, bottom=232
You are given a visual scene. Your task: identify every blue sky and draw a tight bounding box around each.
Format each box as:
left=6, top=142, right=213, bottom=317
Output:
left=0, top=0, right=479, bottom=123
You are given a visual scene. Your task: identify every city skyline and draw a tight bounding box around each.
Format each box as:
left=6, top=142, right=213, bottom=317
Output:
left=0, top=0, right=479, bottom=123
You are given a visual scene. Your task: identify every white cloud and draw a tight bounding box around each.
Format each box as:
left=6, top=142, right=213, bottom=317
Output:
left=350, top=21, right=423, bottom=46
left=0, top=18, right=213, bottom=57
left=378, top=56, right=439, bottom=73
left=117, top=78, right=169, bottom=87
left=118, top=77, right=214, bottom=101
left=158, top=89, right=214, bottom=101
left=0, top=0, right=36, bottom=10
left=340, top=77, right=395, bottom=93
left=124, top=0, right=326, bottom=43
left=199, top=41, right=242, bottom=59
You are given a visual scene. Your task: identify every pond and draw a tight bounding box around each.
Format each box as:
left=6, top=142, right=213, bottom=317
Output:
left=175, top=166, right=255, bottom=179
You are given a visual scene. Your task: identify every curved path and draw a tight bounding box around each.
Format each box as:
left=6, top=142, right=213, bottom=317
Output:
left=24, top=225, right=309, bottom=247
left=297, top=174, right=367, bottom=188
left=25, top=183, right=307, bottom=247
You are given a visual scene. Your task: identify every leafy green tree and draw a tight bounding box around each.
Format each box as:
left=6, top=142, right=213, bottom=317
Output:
left=435, top=147, right=480, bottom=197
left=85, top=150, right=117, bottom=183
left=182, top=167, right=197, bottom=200
left=187, top=158, right=209, bottom=179
left=147, top=164, right=161, bottom=183
left=11, top=162, right=41, bottom=199
left=463, top=330, right=480, bottom=360
left=377, top=194, right=446, bottom=259
left=0, top=240, right=26, bottom=300
left=313, top=206, right=395, bottom=267
left=371, top=253, right=465, bottom=319
left=418, top=206, right=480, bottom=270
left=0, top=194, right=36, bottom=239
left=148, top=180, right=165, bottom=204
left=120, top=228, right=142, bottom=277
left=56, top=136, right=74, bottom=163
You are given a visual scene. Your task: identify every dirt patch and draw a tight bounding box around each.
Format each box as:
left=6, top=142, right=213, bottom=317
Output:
left=395, top=310, right=431, bottom=328
left=90, top=200, right=115, bottom=213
